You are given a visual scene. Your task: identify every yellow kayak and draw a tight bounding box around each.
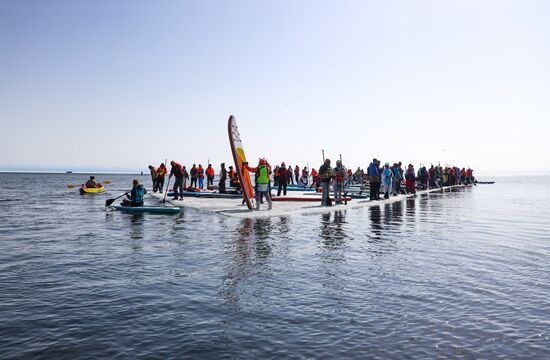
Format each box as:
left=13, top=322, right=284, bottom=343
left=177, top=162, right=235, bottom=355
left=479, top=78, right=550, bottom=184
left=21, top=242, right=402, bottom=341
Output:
left=80, top=184, right=105, bottom=194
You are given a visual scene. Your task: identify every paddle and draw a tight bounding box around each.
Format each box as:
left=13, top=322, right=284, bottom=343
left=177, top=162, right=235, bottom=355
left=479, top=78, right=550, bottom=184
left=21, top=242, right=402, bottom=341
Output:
left=105, top=192, right=129, bottom=207
left=163, top=176, right=172, bottom=203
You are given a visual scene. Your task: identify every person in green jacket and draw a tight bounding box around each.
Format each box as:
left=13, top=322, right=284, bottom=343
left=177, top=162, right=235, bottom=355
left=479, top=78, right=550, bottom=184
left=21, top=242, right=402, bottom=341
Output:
left=244, top=158, right=272, bottom=211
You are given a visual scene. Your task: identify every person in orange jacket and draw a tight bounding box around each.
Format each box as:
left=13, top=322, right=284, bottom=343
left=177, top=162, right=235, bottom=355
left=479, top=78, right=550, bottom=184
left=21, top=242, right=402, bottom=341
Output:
left=205, top=164, right=215, bottom=187
left=156, top=163, right=167, bottom=193
left=197, top=164, right=205, bottom=189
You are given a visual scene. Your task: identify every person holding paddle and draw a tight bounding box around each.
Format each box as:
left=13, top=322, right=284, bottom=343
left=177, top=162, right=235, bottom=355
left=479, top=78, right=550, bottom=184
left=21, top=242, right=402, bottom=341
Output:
left=169, top=161, right=185, bottom=200
left=121, top=179, right=146, bottom=207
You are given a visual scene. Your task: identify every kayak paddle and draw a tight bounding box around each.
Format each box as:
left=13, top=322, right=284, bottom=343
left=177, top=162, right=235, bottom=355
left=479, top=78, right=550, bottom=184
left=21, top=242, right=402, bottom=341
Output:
left=105, top=192, right=129, bottom=207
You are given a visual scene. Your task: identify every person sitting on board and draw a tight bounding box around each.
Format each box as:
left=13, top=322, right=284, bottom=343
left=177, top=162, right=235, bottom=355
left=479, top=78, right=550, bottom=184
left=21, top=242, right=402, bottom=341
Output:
left=148, top=165, right=159, bottom=192
left=121, top=179, right=146, bottom=207
left=333, top=160, right=347, bottom=204
left=318, top=159, right=333, bottom=206
left=169, top=161, right=184, bottom=200
left=244, top=158, right=272, bottom=211
left=277, top=162, right=289, bottom=196
left=219, top=163, right=227, bottom=193
left=206, top=164, right=215, bottom=187
left=84, top=176, right=99, bottom=188
left=156, top=163, right=167, bottom=193
left=197, top=164, right=205, bottom=189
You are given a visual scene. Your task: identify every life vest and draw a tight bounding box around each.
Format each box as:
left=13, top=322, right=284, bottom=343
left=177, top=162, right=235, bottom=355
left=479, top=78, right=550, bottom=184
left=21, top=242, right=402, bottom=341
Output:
left=274, top=169, right=280, bottom=177
left=206, top=167, right=214, bottom=177
left=157, top=167, right=166, bottom=177
left=197, top=167, right=204, bottom=178
left=311, top=169, right=318, bottom=177
left=321, top=166, right=333, bottom=180
left=335, top=168, right=346, bottom=182
left=132, top=185, right=145, bottom=204
left=229, top=169, right=236, bottom=178
left=347, top=169, right=352, bottom=177
left=257, top=165, right=270, bottom=184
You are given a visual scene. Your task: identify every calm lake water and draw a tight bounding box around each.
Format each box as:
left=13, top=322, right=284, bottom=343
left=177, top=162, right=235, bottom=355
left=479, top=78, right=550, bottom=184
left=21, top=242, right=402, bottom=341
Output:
left=0, top=173, right=549, bottom=359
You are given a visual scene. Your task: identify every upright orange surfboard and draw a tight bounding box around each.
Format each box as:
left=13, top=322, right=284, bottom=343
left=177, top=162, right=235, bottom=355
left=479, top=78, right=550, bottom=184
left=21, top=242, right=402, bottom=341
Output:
left=228, top=115, right=255, bottom=210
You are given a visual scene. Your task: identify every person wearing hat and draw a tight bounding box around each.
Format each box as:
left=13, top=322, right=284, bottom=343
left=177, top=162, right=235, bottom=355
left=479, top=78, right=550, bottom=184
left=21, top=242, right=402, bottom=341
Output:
left=244, top=158, right=272, bottom=211
left=121, top=179, right=146, bottom=207
left=219, top=163, right=227, bottom=193
left=84, top=176, right=99, bottom=188
left=277, top=162, right=289, bottom=196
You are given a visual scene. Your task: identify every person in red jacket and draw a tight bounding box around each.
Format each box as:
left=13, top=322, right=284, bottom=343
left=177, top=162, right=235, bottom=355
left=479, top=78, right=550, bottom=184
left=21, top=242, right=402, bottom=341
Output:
left=197, top=164, right=205, bottom=189
left=294, top=165, right=300, bottom=184
left=156, top=163, right=167, bottom=193
left=205, top=164, right=215, bottom=187
left=277, top=162, right=289, bottom=196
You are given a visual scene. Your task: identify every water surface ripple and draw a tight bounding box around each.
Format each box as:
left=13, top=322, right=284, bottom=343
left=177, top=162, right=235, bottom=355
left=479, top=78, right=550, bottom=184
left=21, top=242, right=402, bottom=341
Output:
left=1, top=173, right=549, bottom=359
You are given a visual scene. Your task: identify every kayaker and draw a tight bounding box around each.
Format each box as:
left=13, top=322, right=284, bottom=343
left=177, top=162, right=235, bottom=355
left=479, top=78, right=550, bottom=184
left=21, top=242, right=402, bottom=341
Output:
left=368, top=159, right=380, bottom=200
left=206, top=164, right=215, bottom=187
left=244, top=158, right=272, bottom=211
left=381, top=163, right=393, bottom=199
left=121, top=179, right=146, bottom=207
left=148, top=165, right=159, bottom=192
left=197, top=164, right=205, bottom=189
left=84, top=176, right=99, bottom=188
left=277, top=162, right=289, bottom=196
left=405, top=164, right=416, bottom=194
left=190, top=164, right=198, bottom=188
left=219, top=163, right=227, bottom=193
left=156, top=163, right=167, bottom=193
left=333, top=160, right=346, bottom=204
left=318, top=159, right=332, bottom=206
left=169, top=161, right=184, bottom=200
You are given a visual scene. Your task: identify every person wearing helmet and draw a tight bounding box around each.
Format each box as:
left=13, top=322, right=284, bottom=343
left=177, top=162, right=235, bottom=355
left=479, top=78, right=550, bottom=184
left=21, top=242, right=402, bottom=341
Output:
left=244, top=158, right=272, bottom=211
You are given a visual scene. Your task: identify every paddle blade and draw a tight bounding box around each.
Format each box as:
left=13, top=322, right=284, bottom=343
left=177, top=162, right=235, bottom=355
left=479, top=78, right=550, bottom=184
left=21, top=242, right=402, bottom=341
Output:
left=105, top=199, right=115, bottom=207
left=67, top=184, right=76, bottom=188
left=103, top=180, right=112, bottom=184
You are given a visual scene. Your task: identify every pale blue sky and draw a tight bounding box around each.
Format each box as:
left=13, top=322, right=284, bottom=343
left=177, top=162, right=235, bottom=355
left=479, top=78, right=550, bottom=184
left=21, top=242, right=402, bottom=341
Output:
left=1, top=0, right=549, bottom=173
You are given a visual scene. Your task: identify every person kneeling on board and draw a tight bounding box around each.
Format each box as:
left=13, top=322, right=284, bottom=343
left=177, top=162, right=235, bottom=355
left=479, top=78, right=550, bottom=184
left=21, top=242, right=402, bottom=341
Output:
left=121, top=179, right=146, bottom=207
left=84, top=176, right=99, bottom=188
left=244, top=158, right=272, bottom=211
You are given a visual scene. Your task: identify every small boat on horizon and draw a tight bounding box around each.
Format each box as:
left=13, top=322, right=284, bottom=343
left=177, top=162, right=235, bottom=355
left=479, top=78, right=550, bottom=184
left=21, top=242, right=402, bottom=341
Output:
left=66, top=171, right=73, bottom=174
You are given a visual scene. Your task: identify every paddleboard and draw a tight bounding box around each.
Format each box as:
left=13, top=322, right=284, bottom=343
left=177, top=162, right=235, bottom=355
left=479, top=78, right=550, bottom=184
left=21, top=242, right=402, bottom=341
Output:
left=228, top=115, right=254, bottom=210
left=109, top=205, right=181, bottom=214
left=271, top=196, right=352, bottom=202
